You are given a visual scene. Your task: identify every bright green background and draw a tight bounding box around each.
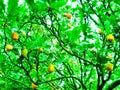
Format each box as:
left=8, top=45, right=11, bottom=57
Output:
left=0, top=0, right=120, bottom=90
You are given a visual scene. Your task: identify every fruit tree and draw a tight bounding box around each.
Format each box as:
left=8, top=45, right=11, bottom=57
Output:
left=0, top=0, right=120, bottom=90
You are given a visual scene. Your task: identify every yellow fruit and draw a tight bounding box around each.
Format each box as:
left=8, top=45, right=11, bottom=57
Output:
left=6, top=44, right=13, bottom=51
left=48, top=64, right=55, bottom=73
left=22, top=31, right=26, bottom=37
left=31, top=83, right=37, bottom=89
left=12, top=32, right=19, bottom=40
left=38, top=47, right=43, bottom=52
left=64, top=13, right=72, bottom=19
left=106, top=34, right=115, bottom=43
left=106, top=62, right=114, bottom=71
left=98, top=29, right=103, bottom=34
left=21, top=48, right=28, bottom=57
left=68, top=23, right=72, bottom=28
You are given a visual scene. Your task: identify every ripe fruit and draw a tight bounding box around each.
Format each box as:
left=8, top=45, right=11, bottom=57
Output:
left=106, top=34, right=115, bottom=43
left=6, top=44, right=13, bottom=51
left=106, top=62, right=114, bottom=71
left=48, top=64, right=55, bottom=73
left=64, top=13, right=72, bottom=19
left=12, top=32, right=19, bottom=40
left=98, top=29, right=103, bottom=34
left=21, top=48, right=28, bottom=57
left=31, top=83, right=37, bottom=89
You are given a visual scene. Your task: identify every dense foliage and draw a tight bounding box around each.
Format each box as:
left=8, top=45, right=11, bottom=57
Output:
left=0, top=0, right=120, bottom=90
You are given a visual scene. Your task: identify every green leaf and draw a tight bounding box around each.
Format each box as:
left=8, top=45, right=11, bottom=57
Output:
left=97, top=56, right=107, bottom=64
left=51, top=0, right=68, bottom=9
left=67, top=26, right=81, bottom=42
left=104, top=20, right=111, bottom=33
left=0, top=0, right=5, bottom=12
left=25, top=0, right=35, bottom=10
left=7, top=0, right=19, bottom=15
left=36, top=1, right=48, bottom=11
left=72, top=0, right=76, bottom=2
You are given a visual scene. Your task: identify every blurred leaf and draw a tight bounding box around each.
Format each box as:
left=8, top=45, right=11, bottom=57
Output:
left=72, top=0, right=76, bottom=2
left=97, top=56, right=107, bottom=64
left=25, top=0, right=35, bottom=10
left=51, top=0, right=68, bottom=9
left=67, top=26, right=81, bottom=42
left=104, top=20, right=111, bottom=33
left=7, top=0, right=19, bottom=16
left=0, top=0, right=5, bottom=12
left=36, top=1, right=48, bottom=11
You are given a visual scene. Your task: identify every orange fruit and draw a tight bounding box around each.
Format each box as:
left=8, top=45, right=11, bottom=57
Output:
left=64, top=13, right=72, bottom=19
left=48, top=64, right=55, bottom=73
left=106, top=62, right=114, bottom=71
left=106, top=34, right=115, bottom=43
left=6, top=44, right=13, bottom=51
left=31, top=83, right=37, bottom=89
left=12, top=32, right=19, bottom=40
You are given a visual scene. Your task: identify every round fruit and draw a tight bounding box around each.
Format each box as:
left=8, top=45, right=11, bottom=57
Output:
left=64, top=13, right=72, bottom=19
left=31, top=83, right=37, bottom=89
left=106, top=34, right=115, bottom=43
left=21, top=48, right=28, bottom=57
left=48, top=64, right=55, bottom=73
left=12, top=32, right=19, bottom=40
left=106, top=62, right=114, bottom=71
left=6, top=44, right=13, bottom=51
left=38, top=47, right=43, bottom=52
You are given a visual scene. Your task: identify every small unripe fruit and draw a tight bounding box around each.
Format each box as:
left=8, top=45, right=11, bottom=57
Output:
left=64, top=13, right=72, bottom=19
left=12, top=32, right=19, bottom=40
left=22, top=31, right=26, bottom=37
left=68, top=23, right=72, bottom=28
left=31, top=83, right=37, bottom=89
left=48, top=64, right=55, bottom=73
left=98, top=29, right=103, bottom=34
left=106, top=62, right=114, bottom=71
left=6, top=44, right=13, bottom=51
left=21, top=48, right=28, bottom=57
left=38, top=28, right=42, bottom=33
left=68, top=59, right=73, bottom=63
left=38, top=47, right=43, bottom=52
left=106, top=34, right=115, bottom=43
left=106, top=54, right=112, bottom=59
